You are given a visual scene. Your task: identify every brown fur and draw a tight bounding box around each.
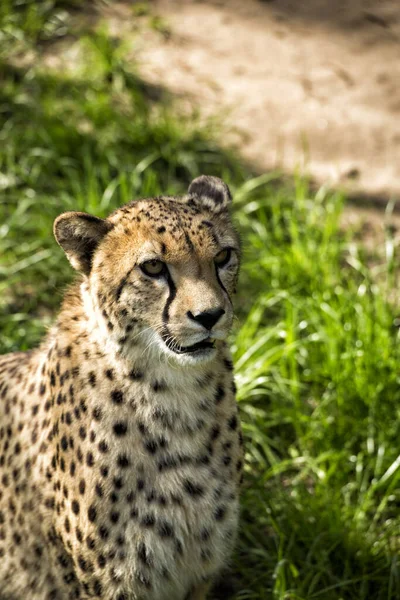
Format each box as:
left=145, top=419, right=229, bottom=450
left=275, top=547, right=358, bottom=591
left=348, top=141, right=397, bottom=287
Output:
left=0, top=176, right=243, bottom=600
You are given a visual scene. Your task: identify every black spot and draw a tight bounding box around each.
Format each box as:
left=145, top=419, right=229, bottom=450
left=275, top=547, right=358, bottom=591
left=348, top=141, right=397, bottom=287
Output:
left=113, top=477, right=124, bottom=490
left=113, top=421, right=128, bottom=436
left=117, top=454, right=130, bottom=469
left=13, top=532, right=22, bottom=545
left=110, top=511, right=119, bottom=524
left=152, top=380, right=166, bottom=393
left=200, top=528, right=210, bottom=541
left=71, top=500, right=80, bottom=515
left=141, top=513, right=155, bottom=527
left=137, top=541, right=150, bottom=565
left=223, top=358, right=234, bottom=371
left=87, top=536, right=95, bottom=550
left=129, top=369, right=143, bottom=381
left=93, top=579, right=103, bottom=596
left=78, top=555, right=87, bottom=572
left=111, top=390, right=124, bottom=405
left=175, top=539, right=183, bottom=555
left=146, top=490, right=156, bottom=503
left=157, top=226, right=166, bottom=234
left=137, top=421, right=148, bottom=435
left=119, top=488, right=131, bottom=503
left=60, top=436, right=68, bottom=451
left=92, top=407, right=102, bottom=421
left=98, top=440, right=108, bottom=453
left=215, top=385, right=225, bottom=404
left=201, top=548, right=212, bottom=562
left=215, top=506, right=226, bottom=521
left=183, top=479, right=204, bottom=498
left=157, top=520, right=174, bottom=537
left=144, top=439, right=158, bottom=454
left=76, top=528, right=83, bottom=543
left=210, top=425, right=220, bottom=440
left=88, top=505, right=97, bottom=523
left=97, top=554, right=106, bottom=568
left=99, top=525, right=109, bottom=540
left=228, top=415, right=238, bottom=430
left=58, top=553, right=69, bottom=568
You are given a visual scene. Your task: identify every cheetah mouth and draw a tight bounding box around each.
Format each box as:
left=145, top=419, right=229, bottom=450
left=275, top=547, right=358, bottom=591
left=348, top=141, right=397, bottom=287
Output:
left=161, top=334, right=216, bottom=355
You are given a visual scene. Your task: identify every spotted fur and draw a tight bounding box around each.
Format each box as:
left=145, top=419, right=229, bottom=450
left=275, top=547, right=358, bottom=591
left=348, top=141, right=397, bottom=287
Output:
left=0, top=176, right=243, bottom=600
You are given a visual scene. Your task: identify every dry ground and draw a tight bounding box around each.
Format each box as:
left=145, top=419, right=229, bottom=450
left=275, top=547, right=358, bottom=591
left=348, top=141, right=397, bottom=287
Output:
left=49, top=0, right=400, bottom=240
left=132, top=0, right=400, bottom=202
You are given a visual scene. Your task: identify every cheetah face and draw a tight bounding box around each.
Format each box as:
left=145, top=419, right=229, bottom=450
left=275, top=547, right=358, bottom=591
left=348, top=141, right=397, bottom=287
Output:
left=54, top=176, right=240, bottom=366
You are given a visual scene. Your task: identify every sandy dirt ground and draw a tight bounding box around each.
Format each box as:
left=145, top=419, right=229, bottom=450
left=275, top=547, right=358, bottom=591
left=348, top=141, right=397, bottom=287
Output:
left=113, top=0, right=400, bottom=206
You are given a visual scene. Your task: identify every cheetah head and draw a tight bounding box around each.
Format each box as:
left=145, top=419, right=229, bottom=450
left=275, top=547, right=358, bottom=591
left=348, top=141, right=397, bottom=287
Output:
left=54, top=176, right=240, bottom=366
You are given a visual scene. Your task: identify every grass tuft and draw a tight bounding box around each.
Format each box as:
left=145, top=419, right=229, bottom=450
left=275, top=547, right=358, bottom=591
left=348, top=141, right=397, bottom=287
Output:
left=233, top=178, right=400, bottom=599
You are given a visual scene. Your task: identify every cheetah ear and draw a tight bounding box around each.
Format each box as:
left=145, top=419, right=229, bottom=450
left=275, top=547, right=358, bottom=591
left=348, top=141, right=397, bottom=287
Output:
left=54, top=212, right=113, bottom=275
left=188, top=175, right=232, bottom=213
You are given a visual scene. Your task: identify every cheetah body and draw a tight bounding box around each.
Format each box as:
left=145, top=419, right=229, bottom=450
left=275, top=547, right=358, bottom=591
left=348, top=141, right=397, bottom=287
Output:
left=0, top=177, right=243, bottom=600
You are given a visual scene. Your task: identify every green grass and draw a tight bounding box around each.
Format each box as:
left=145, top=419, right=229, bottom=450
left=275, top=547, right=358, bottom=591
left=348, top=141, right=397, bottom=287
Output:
left=1, top=3, right=399, bottom=599
left=233, top=181, right=400, bottom=598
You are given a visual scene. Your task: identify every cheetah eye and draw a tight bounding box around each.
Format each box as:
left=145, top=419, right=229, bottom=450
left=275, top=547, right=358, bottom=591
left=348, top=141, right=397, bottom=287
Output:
left=140, top=259, right=166, bottom=277
left=214, top=248, right=232, bottom=268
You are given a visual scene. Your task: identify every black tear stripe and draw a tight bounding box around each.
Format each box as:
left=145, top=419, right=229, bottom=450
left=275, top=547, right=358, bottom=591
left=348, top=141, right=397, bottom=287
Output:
left=162, top=270, right=177, bottom=331
left=216, top=269, right=232, bottom=307
left=115, top=266, right=135, bottom=302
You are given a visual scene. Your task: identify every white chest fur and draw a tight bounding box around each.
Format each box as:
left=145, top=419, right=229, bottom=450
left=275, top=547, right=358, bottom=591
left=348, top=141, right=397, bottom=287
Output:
left=49, top=334, right=241, bottom=600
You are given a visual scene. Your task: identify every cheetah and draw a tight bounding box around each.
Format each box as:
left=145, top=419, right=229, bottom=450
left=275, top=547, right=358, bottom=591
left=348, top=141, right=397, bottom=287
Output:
left=0, top=175, right=243, bottom=600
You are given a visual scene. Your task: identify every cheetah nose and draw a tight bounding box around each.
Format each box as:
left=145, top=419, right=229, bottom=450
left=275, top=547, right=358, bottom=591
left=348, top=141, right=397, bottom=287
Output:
left=187, top=308, right=225, bottom=330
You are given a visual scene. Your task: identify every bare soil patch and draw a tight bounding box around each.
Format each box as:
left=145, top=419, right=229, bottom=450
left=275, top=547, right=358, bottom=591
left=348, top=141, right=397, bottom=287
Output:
left=126, top=0, right=400, bottom=205
left=44, top=0, right=400, bottom=244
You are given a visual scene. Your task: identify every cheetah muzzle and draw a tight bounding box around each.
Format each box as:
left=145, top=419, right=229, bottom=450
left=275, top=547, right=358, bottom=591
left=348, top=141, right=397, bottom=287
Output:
left=0, top=175, right=243, bottom=600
